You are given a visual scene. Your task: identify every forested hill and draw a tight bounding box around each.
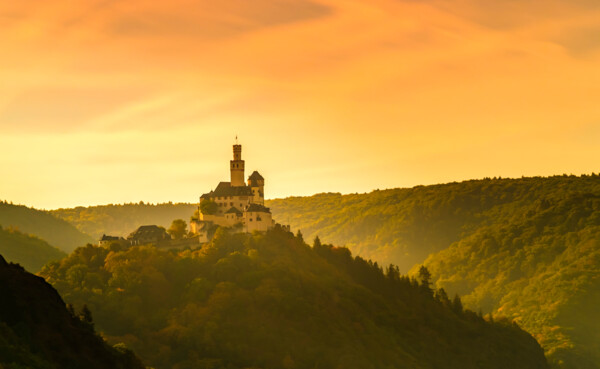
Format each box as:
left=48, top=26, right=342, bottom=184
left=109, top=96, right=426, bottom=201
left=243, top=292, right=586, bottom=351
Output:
left=418, top=187, right=600, bottom=368
left=266, top=175, right=600, bottom=272
left=0, top=201, right=93, bottom=253
left=266, top=174, right=600, bottom=368
left=41, top=175, right=598, bottom=367
left=0, top=255, right=144, bottom=369
left=51, top=202, right=197, bottom=240
left=0, top=225, right=66, bottom=272
left=40, top=227, right=548, bottom=369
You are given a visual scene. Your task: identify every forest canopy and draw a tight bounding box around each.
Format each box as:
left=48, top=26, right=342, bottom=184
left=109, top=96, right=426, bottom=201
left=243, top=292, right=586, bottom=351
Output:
left=40, top=227, right=547, bottom=369
left=266, top=174, right=600, bottom=369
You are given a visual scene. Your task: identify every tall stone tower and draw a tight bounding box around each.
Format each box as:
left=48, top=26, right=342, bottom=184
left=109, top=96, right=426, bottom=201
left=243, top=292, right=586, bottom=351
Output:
left=230, top=144, right=245, bottom=187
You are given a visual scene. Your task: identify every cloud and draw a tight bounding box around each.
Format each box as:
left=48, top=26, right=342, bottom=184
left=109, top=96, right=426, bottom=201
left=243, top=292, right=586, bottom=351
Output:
left=106, top=0, right=332, bottom=41
left=553, top=25, right=600, bottom=56
left=398, top=0, right=600, bottom=30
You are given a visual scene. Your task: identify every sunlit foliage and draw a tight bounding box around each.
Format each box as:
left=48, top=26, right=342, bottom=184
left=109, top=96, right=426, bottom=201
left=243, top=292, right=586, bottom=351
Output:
left=420, top=189, right=600, bottom=368
left=167, top=219, right=188, bottom=239
left=40, top=227, right=548, bottom=369
left=267, top=175, right=598, bottom=271
left=267, top=174, right=600, bottom=369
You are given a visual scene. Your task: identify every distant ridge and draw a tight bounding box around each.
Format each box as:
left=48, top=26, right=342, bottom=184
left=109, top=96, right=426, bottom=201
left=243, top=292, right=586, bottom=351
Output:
left=267, top=174, right=600, bottom=271
left=51, top=202, right=197, bottom=240
left=0, top=201, right=93, bottom=253
left=0, top=225, right=66, bottom=272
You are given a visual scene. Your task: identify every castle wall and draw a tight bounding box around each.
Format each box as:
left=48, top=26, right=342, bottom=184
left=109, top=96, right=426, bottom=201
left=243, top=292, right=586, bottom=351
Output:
left=244, top=211, right=273, bottom=233
left=199, top=213, right=230, bottom=227
left=250, top=186, right=264, bottom=205
left=213, top=195, right=250, bottom=215
left=189, top=220, right=210, bottom=243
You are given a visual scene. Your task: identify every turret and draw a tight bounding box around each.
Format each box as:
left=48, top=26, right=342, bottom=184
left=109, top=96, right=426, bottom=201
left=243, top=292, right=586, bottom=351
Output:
left=230, top=144, right=245, bottom=186
left=247, top=171, right=265, bottom=205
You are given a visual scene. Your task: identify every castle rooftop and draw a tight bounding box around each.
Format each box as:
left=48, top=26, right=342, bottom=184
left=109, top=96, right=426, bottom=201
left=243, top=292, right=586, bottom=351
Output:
left=246, top=203, right=270, bottom=213
left=225, top=207, right=243, bottom=215
left=201, top=182, right=253, bottom=199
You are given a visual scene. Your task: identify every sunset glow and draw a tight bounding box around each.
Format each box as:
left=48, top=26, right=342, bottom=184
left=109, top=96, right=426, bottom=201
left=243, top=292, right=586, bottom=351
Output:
left=1, top=0, right=599, bottom=209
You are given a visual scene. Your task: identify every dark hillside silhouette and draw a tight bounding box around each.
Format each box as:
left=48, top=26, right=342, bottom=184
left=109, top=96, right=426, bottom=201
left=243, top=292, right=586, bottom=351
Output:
left=0, top=254, right=144, bottom=369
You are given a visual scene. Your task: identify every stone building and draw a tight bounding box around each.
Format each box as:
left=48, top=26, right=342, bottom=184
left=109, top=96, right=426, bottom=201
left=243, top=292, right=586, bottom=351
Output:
left=190, top=143, right=275, bottom=241
left=127, top=225, right=171, bottom=246
left=98, top=234, right=127, bottom=248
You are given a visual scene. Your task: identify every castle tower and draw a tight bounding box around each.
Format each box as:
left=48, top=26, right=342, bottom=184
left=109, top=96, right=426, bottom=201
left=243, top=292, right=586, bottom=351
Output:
left=230, top=144, right=245, bottom=187
left=247, top=171, right=265, bottom=205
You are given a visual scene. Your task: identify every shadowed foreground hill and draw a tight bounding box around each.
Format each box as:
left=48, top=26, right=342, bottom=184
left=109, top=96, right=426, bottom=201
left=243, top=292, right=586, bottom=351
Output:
left=0, top=254, right=144, bottom=369
left=0, top=225, right=66, bottom=272
left=0, top=201, right=93, bottom=253
left=40, top=227, right=548, bottom=369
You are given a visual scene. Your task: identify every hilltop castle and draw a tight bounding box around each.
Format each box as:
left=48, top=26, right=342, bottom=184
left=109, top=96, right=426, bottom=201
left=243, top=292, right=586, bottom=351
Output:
left=189, top=143, right=275, bottom=242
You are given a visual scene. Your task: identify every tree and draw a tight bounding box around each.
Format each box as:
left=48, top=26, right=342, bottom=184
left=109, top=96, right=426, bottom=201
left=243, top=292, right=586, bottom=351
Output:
left=168, top=219, right=187, bottom=239
left=200, top=199, right=218, bottom=215
left=418, top=265, right=432, bottom=290
left=296, top=230, right=304, bottom=243
left=435, top=288, right=450, bottom=307
left=313, top=236, right=322, bottom=249
left=386, top=264, right=400, bottom=280
left=452, top=294, right=463, bottom=314
left=79, top=304, right=94, bottom=330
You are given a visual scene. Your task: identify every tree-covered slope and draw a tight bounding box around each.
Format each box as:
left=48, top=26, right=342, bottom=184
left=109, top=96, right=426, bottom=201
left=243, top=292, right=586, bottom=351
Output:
left=266, top=175, right=600, bottom=272
left=418, top=191, right=600, bottom=369
left=0, top=201, right=93, bottom=253
left=0, top=225, right=66, bottom=272
left=51, top=202, right=197, bottom=240
left=0, top=254, right=144, bottom=369
left=40, top=227, right=548, bottom=369
left=266, top=174, right=600, bottom=368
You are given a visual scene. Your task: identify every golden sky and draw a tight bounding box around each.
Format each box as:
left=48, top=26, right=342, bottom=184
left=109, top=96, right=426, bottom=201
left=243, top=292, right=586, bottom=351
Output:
left=1, top=0, right=599, bottom=209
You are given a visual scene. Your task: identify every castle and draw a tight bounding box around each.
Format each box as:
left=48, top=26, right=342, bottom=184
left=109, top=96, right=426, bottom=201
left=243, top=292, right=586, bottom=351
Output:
left=189, top=143, right=275, bottom=242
